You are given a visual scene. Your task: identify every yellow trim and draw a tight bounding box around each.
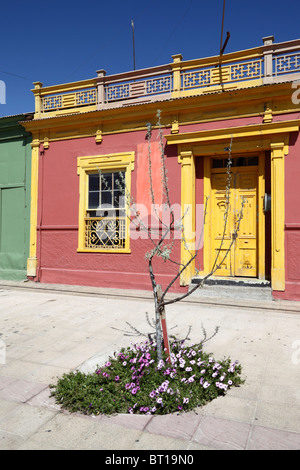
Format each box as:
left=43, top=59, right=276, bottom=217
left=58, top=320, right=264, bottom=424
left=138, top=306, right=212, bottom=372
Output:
left=27, top=138, right=40, bottom=277
left=207, top=154, right=264, bottom=279
left=166, top=120, right=300, bottom=146
left=178, top=150, right=195, bottom=285
left=77, top=152, right=135, bottom=253
left=203, top=156, right=211, bottom=276
left=171, top=54, right=183, bottom=94
left=270, top=142, right=286, bottom=291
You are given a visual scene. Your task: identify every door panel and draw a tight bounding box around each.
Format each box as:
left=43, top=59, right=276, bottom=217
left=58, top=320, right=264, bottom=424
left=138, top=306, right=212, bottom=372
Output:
left=211, top=165, right=258, bottom=277
left=0, top=187, right=26, bottom=270
left=211, top=180, right=234, bottom=276
left=235, top=173, right=257, bottom=276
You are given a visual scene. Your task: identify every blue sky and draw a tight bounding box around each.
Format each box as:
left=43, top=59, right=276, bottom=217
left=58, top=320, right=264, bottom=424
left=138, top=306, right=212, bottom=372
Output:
left=1, top=0, right=300, bottom=117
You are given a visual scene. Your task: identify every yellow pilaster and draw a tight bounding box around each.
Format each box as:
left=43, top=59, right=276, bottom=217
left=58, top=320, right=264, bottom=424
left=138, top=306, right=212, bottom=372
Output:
left=203, top=156, right=211, bottom=276
left=172, top=54, right=183, bottom=99
left=270, top=142, right=286, bottom=291
left=32, top=82, right=43, bottom=118
left=178, top=150, right=195, bottom=285
left=27, top=138, right=40, bottom=277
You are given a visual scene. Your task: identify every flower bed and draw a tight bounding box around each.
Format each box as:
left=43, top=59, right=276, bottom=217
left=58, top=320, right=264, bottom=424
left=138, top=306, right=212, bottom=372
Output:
left=50, top=339, right=244, bottom=416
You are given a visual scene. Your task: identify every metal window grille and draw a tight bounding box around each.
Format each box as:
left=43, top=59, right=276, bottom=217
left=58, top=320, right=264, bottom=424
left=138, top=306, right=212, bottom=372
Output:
left=85, top=171, right=127, bottom=250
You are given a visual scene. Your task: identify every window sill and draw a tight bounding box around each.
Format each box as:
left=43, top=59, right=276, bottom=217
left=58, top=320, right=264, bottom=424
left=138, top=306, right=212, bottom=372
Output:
left=77, top=248, right=131, bottom=254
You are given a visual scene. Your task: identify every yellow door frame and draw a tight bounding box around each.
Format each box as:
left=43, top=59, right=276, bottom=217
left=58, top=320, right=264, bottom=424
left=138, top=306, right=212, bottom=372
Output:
left=166, top=119, right=300, bottom=290
left=205, top=152, right=265, bottom=280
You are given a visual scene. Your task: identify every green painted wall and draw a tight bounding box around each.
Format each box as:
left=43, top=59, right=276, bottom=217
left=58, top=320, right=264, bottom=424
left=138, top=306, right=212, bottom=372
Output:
left=0, top=114, right=32, bottom=280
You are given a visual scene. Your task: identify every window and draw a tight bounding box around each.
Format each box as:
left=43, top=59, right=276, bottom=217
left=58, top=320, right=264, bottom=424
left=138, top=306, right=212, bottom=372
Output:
left=212, top=155, right=259, bottom=168
left=77, top=153, right=135, bottom=252
left=86, top=171, right=126, bottom=249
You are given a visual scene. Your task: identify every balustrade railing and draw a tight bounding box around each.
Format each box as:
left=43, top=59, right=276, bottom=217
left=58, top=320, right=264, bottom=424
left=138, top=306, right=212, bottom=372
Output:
left=42, top=88, right=97, bottom=112
left=181, top=57, right=263, bottom=92
left=274, top=52, right=300, bottom=76
left=104, top=73, right=172, bottom=103
left=32, top=36, right=300, bottom=118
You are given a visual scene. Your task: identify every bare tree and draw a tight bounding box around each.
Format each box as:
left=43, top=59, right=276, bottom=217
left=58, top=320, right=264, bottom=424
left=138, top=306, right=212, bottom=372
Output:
left=148, top=112, right=245, bottom=361
left=106, top=110, right=245, bottom=363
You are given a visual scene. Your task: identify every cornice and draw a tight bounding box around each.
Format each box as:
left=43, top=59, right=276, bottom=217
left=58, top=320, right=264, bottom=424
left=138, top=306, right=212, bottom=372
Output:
left=20, top=81, right=300, bottom=140
left=165, top=119, right=300, bottom=147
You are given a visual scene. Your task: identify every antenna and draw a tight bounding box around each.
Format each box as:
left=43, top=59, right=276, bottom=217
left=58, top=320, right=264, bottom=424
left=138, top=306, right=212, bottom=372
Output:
left=131, top=20, right=136, bottom=70
left=220, top=0, right=230, bottom=56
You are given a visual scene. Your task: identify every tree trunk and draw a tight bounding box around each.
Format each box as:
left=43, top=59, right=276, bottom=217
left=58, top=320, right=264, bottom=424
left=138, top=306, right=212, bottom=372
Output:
left=157, top=284, right=171, bottom=363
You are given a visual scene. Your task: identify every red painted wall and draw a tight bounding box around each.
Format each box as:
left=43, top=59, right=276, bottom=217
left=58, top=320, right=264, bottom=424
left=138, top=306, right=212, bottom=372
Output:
left=36, top=129, right=184, bottom=292
left=34, top=114, right=300, bottom=300
left=274, top=130, right=300, bottom=300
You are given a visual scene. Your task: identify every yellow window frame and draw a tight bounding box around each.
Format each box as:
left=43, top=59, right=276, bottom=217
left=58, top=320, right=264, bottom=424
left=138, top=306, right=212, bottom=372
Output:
left=77, top=152, right=135, bottom=253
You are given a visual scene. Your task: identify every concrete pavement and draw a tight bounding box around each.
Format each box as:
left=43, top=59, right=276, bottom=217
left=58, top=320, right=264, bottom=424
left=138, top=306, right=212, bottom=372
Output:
left=0, top=279, right=299, bottom=451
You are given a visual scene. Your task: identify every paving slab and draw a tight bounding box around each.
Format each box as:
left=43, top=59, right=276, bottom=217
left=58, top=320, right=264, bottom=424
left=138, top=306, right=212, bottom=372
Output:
left=0, top=281, right=299, bottom=451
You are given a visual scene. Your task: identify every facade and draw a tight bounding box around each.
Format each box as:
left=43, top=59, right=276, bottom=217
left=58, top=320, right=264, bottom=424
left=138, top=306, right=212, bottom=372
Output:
left=0, top=114, right=33, bottom=280
left=21, top=36, right=300, bottom=300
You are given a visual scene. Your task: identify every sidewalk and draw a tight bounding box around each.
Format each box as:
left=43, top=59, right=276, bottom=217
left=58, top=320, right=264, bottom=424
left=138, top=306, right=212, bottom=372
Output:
left=0, top=280, right=299, bottom=450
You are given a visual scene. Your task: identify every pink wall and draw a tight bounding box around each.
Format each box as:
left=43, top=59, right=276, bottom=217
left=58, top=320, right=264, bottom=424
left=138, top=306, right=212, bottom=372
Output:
left=35, top=129, right=184, bottom=292
left=274, top=131, right=300, bottom=300
left=33, top=114, right=300, bottom=300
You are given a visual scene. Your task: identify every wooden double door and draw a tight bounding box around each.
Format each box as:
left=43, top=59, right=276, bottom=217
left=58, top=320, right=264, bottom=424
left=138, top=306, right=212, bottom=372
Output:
left=210, top=156, right=259, bottom=277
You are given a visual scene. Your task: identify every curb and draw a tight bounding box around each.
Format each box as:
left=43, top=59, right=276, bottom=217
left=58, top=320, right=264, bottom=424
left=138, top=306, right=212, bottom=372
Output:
left=1, top=279, right=300, bottom=314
